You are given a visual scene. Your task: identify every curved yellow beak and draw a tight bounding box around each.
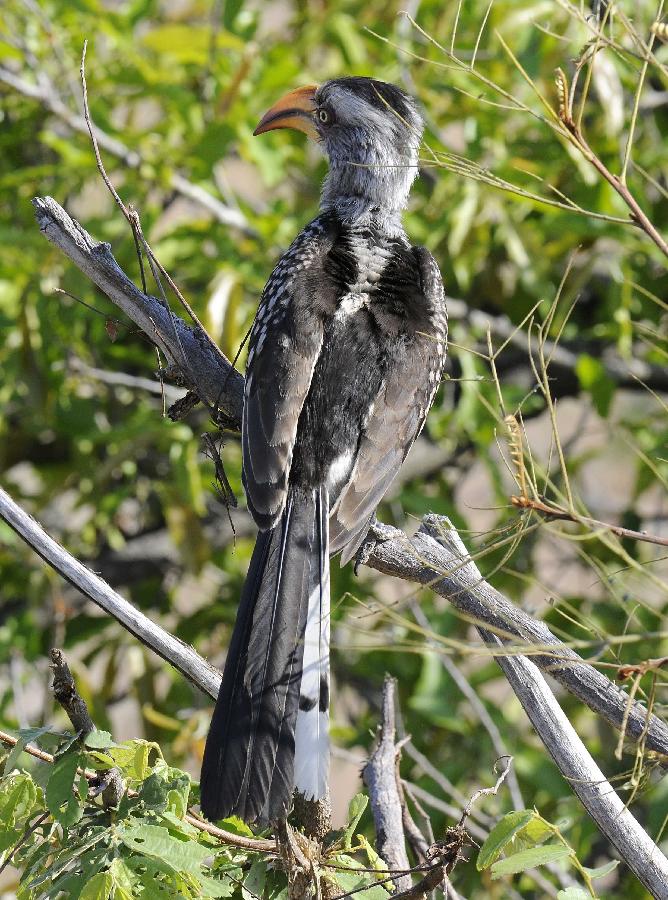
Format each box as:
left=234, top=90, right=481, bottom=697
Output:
left=253, top=84, right=319, bottom=140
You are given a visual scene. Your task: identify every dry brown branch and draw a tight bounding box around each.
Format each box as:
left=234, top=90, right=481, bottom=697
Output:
left=511, top=495, right=668, bottom=548
left=618, top=657, right=668, bottom=681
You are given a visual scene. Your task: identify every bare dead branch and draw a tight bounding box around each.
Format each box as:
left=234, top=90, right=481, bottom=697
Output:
left=368, top=517, right=668, bottom=756
left=33, top=196, right=243, bottom=425
left=485, top=632, right=668, bottom=898
left=363, top=676, right=412, bottom=894
left=0, top=485, right=223, bottom=701
left=50, top=648, right=95, bottom=736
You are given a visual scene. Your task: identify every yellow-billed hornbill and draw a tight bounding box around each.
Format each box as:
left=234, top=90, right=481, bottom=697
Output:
left=201, top=77, right=447, bottom=825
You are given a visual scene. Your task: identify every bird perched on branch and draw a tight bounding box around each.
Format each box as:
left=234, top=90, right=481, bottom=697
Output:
left=201, top=77, right=447, bottom=825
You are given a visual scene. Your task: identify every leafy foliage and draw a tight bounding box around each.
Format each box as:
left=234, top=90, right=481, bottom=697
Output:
left=1, top=0, right=667, bottom=896
left=1, top=731, right=395, bottom=899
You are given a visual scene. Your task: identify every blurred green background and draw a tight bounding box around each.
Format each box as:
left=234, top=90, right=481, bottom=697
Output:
left=1, top=0, right=667, bottom=896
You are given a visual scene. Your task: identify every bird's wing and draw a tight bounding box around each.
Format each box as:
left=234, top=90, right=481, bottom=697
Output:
left=330, top=247, right=447, bottom=564
left=242, top=215, right=342, bottom=529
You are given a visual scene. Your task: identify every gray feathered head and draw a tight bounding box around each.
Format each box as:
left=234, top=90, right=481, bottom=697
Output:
left=254, top=76, right=423, bottom=219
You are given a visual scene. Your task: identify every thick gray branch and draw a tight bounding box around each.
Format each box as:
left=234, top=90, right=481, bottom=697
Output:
left=33, top=196, right=243, bottom=424
left=0, top=486, right=222, bottom=701
left=488, top=637, right=668, bottom=899
left=367, top=518, right=668, bottom=756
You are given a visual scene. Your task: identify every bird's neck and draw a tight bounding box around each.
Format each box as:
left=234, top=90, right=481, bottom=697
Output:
left=320, top=150, right=418, bottom=237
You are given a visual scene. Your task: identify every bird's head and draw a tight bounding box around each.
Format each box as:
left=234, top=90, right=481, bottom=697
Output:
left=254, top=76, right=423, bottom=225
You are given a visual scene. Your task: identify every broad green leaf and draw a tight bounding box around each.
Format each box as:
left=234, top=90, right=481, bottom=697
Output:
left=84, top=730, right=116, bottom=750
left=110, top=857, right=137, bottom=890
left=491, top=844, right=572, bottom=877
left=113, top=888, right=134, bottom=900
left=45, top=751, right=84, bottom=827
left=132, top=741, right=151, bottom=780
left=242, top=860, right=266, bottom=900
left=575, top=354, right=615, bottom=417
left=198, top=872, right=236, bottom=898
left=0, top=773, right=37, bottom=827
left=328, top=869, right=390, bottom=899
left=343, top=793, right=368, bottom=849
left=583, top=859, right=619, bottom=879
left=138, top=772, right=170, bottom=811
left=477, top=810, right=535, bottom=869
left=119, top=823, right=210, bottom=874
left=216, top=815, right=254, bottom=837
left=80, top=870, right=113, bottom=900
left=512, top=813, right=556, bottom=853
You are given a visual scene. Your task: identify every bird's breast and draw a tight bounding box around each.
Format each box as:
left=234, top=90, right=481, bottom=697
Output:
left=332, top=234, right=399, bottom=321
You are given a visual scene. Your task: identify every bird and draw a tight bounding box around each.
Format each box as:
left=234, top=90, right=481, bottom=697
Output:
left=200, top=76, right=447, bottom=826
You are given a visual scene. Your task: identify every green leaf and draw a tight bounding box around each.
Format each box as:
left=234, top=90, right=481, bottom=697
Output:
left=328, top=867, right=390, bottom=899
left=45, top=751, right=84, bottom=827
left=197, top=872, right=235, bottom=898
left=138, top=772, right=170, bottom=811
left=583, top=859, right=619, bottom=879
left=575, top=353, right=615, bottom=417
left=491, top=844, right=572, bottom=877
left=119, top=823, right=210, bottom=874
left=242, top=860, right=266, bottom=900
left=557, top=889, right=591, bottom=900
left=3, top=727, right=54, bottom=773
left=80, top=870, right=113, bottom=899
left=343, top=793, right=368, bottom=849
left=0, top=773, right=37, bottom=827
left=477, top=810, right=535, bottom=870
left=516, top=815, right=554, bottom=845
left=215, top=815, right=254, bottom=837
left=109, top=857, right=137, bottom=890
left=84, top=730, right=115, bottom=750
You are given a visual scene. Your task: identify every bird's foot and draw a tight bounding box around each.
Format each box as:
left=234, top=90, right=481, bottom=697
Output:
left=353, top=518, right=395, bottom=575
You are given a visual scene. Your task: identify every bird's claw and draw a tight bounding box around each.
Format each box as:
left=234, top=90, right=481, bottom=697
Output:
left=354, top=519, right=392, bottom=575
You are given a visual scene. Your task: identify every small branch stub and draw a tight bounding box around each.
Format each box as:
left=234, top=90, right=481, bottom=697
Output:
left=363, top=676, right=412, bottom=895
left=50, top=648, right=95, bottom=736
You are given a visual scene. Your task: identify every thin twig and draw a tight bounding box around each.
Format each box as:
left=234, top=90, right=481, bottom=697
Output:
left=511, top=495, right=668, bottom=548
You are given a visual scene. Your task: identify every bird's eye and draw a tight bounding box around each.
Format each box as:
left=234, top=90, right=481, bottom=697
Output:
left=317, top=108, right=330, bottom=124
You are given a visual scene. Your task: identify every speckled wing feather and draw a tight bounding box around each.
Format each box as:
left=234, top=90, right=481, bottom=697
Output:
left=242, top=214, right=341, bottom=529
left=330, top=246, right=448, bottom=564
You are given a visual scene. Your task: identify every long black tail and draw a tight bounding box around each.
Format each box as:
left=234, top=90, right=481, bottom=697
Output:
left=200, top=487, right=328, bottom=825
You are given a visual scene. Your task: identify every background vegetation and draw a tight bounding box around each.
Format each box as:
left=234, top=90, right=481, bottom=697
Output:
left=1, top=0, right=667, bottom=896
